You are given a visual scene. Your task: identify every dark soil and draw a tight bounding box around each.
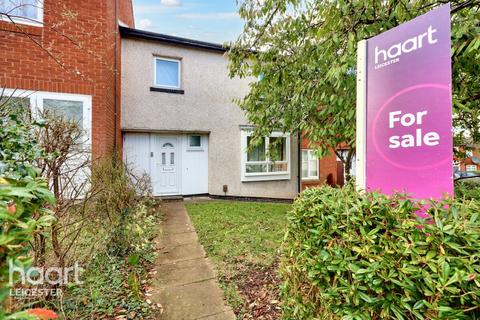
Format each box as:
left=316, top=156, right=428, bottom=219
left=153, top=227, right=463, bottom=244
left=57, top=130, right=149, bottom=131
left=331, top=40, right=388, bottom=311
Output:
left=236, top=262, right=281, bottom=320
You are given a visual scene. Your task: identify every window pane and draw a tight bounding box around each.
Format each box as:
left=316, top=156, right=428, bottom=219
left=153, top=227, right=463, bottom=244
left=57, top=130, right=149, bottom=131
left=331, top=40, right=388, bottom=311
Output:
left=269, top=162, right=288, bottom=172
left=43, top=99, right=83, bottom=129
left=466, top=165, right=477, bottom=172
left=247, top=136, right=266, bottom=161
left=170, top=152, right=174, bottom=165
left=309, top=160, right=317, bottom=176
left=246, top=163, right=267, bottom=173
left=301, top=151, right=308, bottom=177
left=161, top=152, right=166, bottom=165
left=0, top=0, right=40, bottom=20
left=189, top=135, right=201, bottom=147
left=155, top=59, right=179, bottom=87
left=269, top=137, right=286, bottom=161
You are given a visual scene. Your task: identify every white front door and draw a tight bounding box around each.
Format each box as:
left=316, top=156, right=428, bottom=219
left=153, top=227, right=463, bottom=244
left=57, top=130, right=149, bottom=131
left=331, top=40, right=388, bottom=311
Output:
left=152, top=135, right=179, bottom=195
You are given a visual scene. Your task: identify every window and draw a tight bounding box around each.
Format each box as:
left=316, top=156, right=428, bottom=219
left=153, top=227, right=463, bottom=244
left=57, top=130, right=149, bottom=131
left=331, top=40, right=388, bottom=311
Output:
left=453, top=161, right=461, bottom=172
left=301, top=149, right=318, bottom=180
left=241, top=130, right=291, bottom=181
left=44, top=99, right=84, bottom=129
left=466, top=165, right=478, bottom=172
left=154, top=57, right=181, bottom=89
left=188, top=135, right=202, bottom=148
left=1, top=89, right=91, bottom=144
left=0, top=0, right=43, bottom=25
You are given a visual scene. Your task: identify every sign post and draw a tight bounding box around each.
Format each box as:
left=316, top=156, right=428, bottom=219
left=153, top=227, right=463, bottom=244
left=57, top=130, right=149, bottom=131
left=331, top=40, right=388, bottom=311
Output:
left=356, top=4, right=453, bottom=200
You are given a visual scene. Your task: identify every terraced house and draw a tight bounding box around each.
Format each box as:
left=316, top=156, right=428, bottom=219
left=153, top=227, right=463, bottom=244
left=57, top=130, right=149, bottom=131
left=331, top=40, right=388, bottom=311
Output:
left=1, top=0, right=343, bottom=200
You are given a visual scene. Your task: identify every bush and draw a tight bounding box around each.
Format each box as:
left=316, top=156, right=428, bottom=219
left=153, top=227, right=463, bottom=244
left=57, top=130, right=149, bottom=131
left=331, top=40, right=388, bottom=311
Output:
left=0, top=106, right=55, bottom=318
left=281, top=185, right=480, bottom=319
left=455, top=179, right=480, bottom=201
left=44, top=158, right=160, bottom=319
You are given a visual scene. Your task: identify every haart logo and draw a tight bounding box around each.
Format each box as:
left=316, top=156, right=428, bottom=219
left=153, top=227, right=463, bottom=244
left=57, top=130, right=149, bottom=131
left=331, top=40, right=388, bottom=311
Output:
left=374, top=25, right=438, bottom=69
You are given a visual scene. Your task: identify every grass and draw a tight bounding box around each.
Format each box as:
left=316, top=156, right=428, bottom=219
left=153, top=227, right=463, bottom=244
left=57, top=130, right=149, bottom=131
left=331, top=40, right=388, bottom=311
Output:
left=185, top=200, right=291, bottom=318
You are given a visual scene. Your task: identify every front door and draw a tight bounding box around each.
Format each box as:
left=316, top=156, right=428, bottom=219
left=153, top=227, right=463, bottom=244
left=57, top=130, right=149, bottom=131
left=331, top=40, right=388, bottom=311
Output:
left=152, top=135, right=179, bottom=195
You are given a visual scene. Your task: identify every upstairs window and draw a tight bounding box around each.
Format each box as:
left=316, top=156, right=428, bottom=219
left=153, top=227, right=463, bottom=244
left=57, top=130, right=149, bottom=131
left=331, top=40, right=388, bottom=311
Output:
left=154, top=57, right=181, bottom=89
left=0, top=0, right=43, bottom=25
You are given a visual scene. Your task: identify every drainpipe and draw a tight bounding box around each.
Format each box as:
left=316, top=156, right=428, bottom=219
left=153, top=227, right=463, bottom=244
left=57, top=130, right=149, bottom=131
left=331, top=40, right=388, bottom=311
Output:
left=113, top=0, right=119, bottom=152
left=297, top=131, right=302, bottom=194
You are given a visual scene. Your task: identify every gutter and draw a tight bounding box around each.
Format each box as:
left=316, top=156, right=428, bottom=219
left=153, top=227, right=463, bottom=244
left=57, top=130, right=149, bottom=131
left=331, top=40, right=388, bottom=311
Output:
left=119, top=26, right=227, bottom=53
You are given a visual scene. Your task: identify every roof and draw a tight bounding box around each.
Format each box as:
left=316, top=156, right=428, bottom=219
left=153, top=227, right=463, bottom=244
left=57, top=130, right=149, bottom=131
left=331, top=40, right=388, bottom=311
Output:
left=120, top=26, right=227, bottom=53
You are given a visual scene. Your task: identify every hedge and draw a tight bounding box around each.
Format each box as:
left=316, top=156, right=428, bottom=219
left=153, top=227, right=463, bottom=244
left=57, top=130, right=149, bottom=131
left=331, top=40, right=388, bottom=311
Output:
left=280, top=185, right=480, bottom=319
left=455, top=179, right=480, bottom=201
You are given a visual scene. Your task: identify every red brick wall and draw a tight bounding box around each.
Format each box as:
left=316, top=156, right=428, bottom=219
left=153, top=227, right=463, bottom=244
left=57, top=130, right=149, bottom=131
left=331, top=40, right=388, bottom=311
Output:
left=459, top=146, right=479, bottom=171
left=119, top=0, right=135, bottom=27
left=0, top=0, right=133, bottom=159
left=300, top=136, right=341, bottom=190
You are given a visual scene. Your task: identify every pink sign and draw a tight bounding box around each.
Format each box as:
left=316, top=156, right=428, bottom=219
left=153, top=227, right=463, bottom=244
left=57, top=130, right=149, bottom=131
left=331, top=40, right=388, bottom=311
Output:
left=360, top=4, right=453, bottom=199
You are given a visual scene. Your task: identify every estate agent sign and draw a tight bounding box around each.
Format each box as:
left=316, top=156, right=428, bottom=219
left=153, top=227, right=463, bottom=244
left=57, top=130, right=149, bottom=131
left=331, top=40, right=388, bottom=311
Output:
left=356, top=4, right=453, bottom=200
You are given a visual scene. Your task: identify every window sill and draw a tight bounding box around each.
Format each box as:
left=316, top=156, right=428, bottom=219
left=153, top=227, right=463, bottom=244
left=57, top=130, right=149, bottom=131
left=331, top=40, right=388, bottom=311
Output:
left=242, top=172, right=291, bottom=182
left=302, top=177, right=320, bottom=181
left=150, top=87, right=184, bottom=94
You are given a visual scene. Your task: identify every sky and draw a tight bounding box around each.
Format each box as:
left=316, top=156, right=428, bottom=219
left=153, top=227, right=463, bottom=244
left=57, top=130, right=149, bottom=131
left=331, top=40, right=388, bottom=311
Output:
left=132, top=0, right=245, bottom=44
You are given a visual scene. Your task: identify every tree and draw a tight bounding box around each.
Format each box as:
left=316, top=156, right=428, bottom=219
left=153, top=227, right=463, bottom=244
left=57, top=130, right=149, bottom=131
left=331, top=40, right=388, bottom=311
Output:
left=228, top=0, right=480, bottom=175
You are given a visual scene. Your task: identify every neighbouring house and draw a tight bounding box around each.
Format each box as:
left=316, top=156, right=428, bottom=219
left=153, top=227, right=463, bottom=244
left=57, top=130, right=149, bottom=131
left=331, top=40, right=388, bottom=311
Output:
left=300, top=136, right=356, bottom=190
left=120, top=27, right=300, bottom=199
left=301, top=137, right=336, bottom=189
left=455, top=145, right=480, bottom=173
left=0, top=0, right=134, bottom=158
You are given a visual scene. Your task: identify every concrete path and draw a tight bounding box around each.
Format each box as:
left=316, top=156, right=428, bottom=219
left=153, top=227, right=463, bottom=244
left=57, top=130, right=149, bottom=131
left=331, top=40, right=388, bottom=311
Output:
left=151, top=201, right=236, bottom=320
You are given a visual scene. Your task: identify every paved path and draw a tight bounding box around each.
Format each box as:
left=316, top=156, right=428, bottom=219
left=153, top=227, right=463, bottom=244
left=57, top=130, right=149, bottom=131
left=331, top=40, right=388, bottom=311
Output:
left=151, top=201, right=236, bottom=320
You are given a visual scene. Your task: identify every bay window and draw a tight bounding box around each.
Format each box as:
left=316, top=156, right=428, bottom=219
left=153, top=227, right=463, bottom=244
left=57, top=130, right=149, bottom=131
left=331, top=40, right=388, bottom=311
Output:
left=241, top=130, right=290, bottom=181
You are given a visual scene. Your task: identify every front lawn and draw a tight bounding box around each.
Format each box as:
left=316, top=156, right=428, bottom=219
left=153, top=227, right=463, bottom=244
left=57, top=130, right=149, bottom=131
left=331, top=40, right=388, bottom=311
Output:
left=185, top=200, right=291, bottom=320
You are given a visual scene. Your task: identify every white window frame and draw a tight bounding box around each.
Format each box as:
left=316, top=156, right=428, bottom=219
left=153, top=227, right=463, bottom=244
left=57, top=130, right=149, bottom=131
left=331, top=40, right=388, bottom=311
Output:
left=153, top=56, right=181, bottom=89
left=1, top=89, right=92, bottom=146
left=466, top=165, right=478, bottom=172
left=0, top=0, right=43, bottom=27
left=240, top=129, right=291, bottom=182
left=301, top=149, right=319, bottom=180
left=186, top=134, right=204, bottom=151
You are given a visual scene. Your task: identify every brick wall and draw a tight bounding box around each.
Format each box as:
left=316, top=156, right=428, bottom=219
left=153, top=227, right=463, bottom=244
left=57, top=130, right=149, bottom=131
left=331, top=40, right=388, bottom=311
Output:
left=300, top=136, right=341, bottom=190
left=459, top=146, right=479, bottom=171
left=0, top=0, right=133, bottom=159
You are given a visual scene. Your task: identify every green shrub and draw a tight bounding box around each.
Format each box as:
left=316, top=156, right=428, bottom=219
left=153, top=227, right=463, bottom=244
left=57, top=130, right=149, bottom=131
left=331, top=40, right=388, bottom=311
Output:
left=455, top=179, right=480, bottom=201
left=281, top=185, right=480, bottom=320
left=0, top=107, right=55, bottom=318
